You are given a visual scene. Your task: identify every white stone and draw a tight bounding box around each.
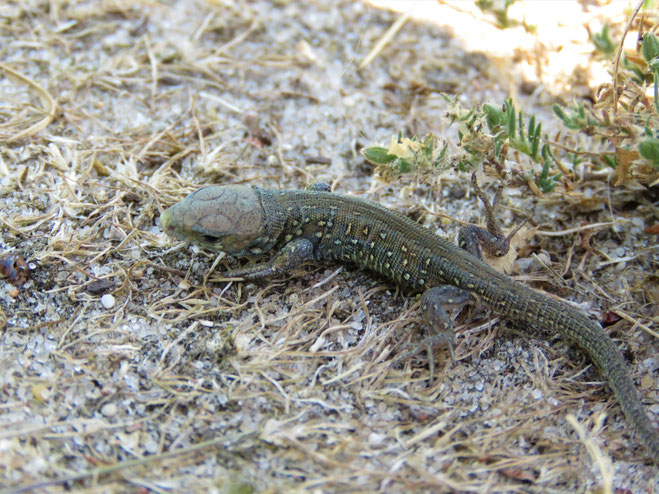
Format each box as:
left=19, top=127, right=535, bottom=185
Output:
left=101, top=294, right=115, bottom=309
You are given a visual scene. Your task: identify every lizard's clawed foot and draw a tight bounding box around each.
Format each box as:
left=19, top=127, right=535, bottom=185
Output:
left=391, top=331, right=455, bottom=385
left=391, top=285, right=469, bottom=384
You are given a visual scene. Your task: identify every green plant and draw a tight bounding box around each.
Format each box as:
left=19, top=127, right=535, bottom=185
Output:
left=363, top=8, right=657, bottom=190
left=641, top=32, right=659, bottom=112
left=363, top=96, right=563, bottom=194
left=362, top=132, right=448, bottom=180
left=590, top=23, right=616, bottom=56
left=475, top=0, right=520, bottom=29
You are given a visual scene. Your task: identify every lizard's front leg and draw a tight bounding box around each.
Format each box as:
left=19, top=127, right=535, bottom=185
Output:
left=224, top=238, right=314, bottom=280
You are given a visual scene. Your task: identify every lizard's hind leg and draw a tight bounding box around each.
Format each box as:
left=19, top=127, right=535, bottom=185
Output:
left=458, top=173, right=526, bottom=259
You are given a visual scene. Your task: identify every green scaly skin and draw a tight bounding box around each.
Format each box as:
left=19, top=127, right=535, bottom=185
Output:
left=160, top=184, right=658, bottom=463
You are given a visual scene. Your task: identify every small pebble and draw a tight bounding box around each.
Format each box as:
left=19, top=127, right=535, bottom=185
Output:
left=101, top=294, right=115, bottom=309
left=101, top=403, right=118, bottom=417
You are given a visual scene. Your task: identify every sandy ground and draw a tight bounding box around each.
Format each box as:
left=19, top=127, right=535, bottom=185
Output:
left=1, top=1, right=657, bottom=492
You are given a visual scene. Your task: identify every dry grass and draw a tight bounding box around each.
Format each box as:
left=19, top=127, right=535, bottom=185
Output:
left=0, top=1, right=657, bottom=493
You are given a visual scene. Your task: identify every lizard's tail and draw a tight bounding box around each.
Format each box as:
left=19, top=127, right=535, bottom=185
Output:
left=556, top=303, right=659, bottom=463
left=484, top=274, right=659, bottom=463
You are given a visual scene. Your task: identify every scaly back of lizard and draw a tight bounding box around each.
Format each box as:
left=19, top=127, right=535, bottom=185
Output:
left=161, top=184, right=659, bottom=463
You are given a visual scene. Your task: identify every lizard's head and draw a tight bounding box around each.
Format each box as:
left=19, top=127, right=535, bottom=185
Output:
left=160, top=185, right=267, bottom=256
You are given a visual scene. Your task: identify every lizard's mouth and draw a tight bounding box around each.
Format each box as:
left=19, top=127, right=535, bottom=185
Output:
left=159, top=208, right=186, bottom=241
left=199, top=234, right=221, bottom=244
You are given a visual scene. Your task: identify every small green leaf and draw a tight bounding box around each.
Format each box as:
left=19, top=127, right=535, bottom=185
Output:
left=641, top=33, right=659, bottom=63
left=505, top=99, right=516, bottom=138
left=483, top=103, right=504, bottom=130
left=590, top=23, right=616, bottom=56
left=601, top=154, right=618, bottom=169
left=537, top=145, right=561, bottom=193
left=363, top=146, right=396, bottom=165
left=395, top=158, right=411, bottom=174
left=639, top=137, right=659, bottom=168
left=552, top=104, right=568, bottom=123
left=433, top=142, right=448, bottom=166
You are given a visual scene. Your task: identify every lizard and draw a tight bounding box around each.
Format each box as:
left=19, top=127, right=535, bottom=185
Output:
left=159, top=177, right=659, bottom=464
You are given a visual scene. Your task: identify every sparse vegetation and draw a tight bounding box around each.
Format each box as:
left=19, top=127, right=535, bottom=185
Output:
left=364, top=31, right=658, bottom=192
left=2, top=0, right=657, bottom=492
